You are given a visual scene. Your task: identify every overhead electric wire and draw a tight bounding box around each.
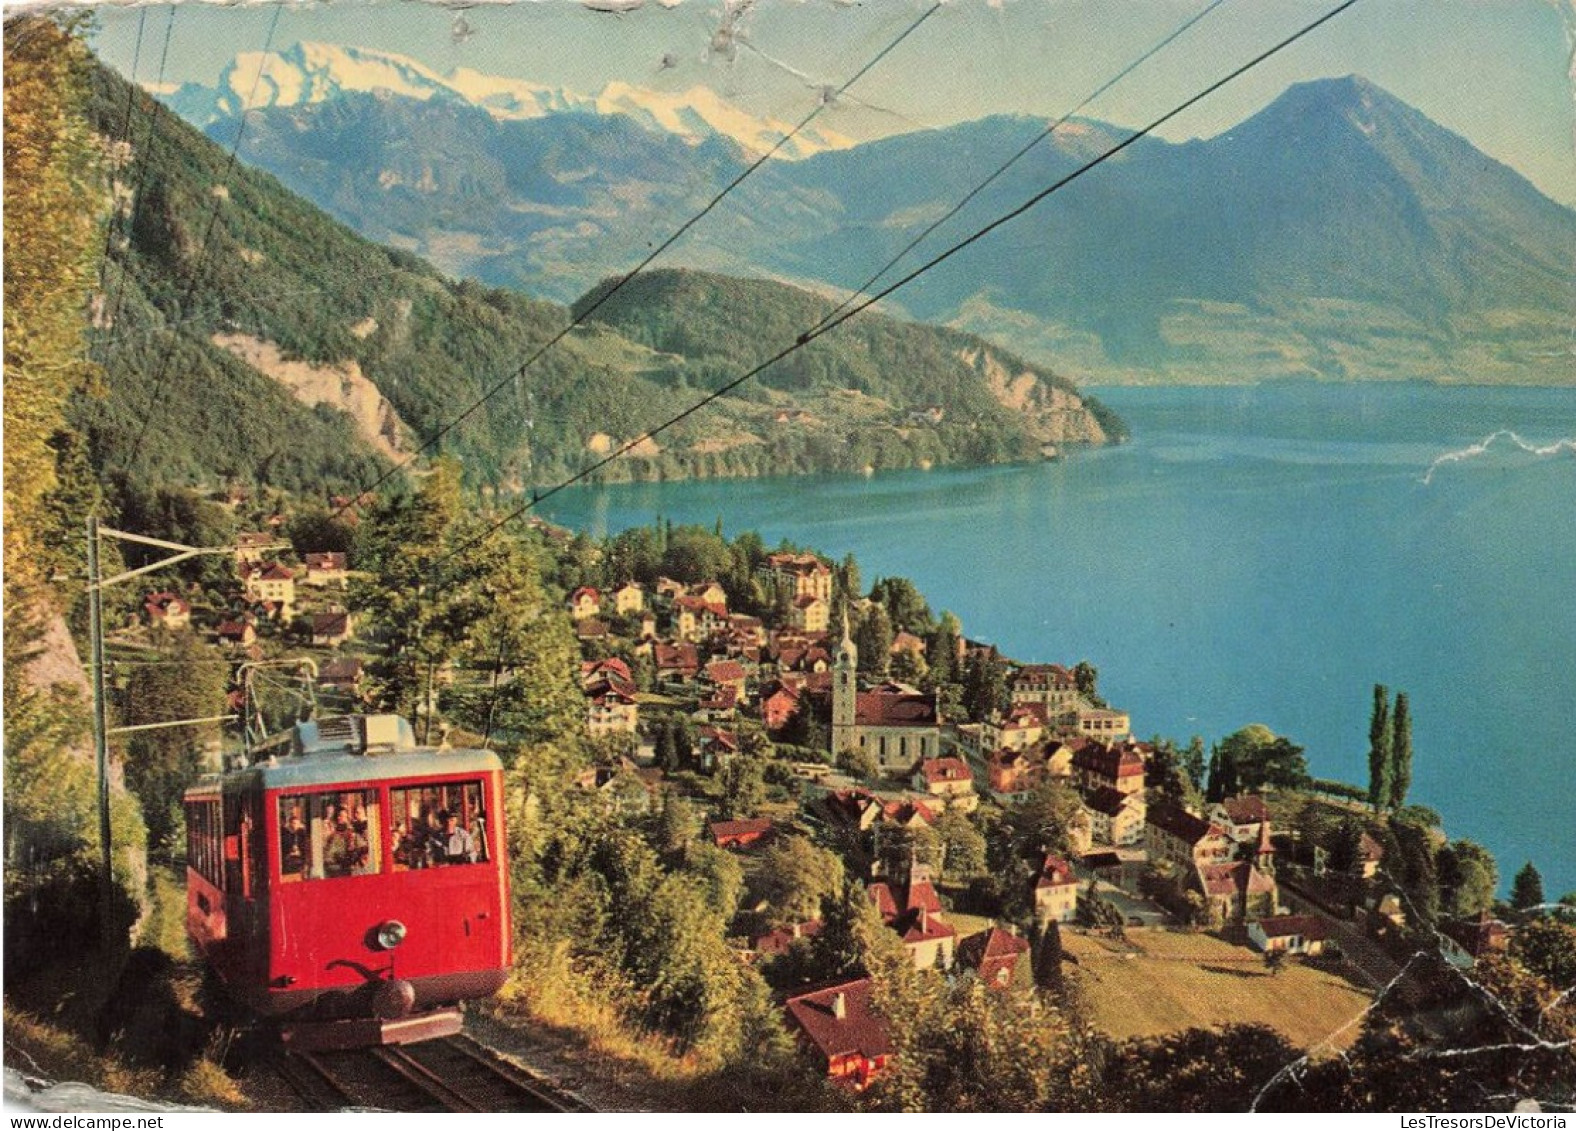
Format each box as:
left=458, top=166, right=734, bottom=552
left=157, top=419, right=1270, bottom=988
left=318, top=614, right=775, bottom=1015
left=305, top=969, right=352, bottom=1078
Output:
left=95, top=6, right=147, bottom=282
left=98, top=6, right=178, bottom=354
left=803, top=0, right=1230, bottom=337
left=431, top=0, right=1365, bottom=578
left=325, top=0, right=944, bottom=523
left=120, top=0, right=284, bottom=475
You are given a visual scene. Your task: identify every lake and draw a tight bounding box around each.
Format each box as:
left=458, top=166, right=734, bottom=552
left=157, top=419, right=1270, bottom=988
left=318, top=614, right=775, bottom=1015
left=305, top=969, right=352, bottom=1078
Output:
left=540, top=383, right=1576, bottom=897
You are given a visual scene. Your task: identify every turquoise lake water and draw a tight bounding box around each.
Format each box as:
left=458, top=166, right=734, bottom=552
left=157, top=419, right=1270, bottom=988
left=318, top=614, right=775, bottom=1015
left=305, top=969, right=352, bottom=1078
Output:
left=541, top=383, right=1576, bottom=897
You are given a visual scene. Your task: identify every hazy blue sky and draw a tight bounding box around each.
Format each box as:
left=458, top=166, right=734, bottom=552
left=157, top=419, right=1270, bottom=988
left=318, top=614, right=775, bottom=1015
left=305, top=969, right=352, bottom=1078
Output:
left=82, top=0, right=1576, bottom=205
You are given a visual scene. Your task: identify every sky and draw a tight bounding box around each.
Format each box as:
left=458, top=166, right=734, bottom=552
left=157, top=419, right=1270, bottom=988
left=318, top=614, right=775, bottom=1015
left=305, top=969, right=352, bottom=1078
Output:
left=48, top=0, right=1576, bottom=205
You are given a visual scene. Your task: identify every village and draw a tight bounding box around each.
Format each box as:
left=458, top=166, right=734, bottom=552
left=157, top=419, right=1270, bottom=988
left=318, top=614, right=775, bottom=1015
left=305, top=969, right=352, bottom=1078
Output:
left=118, top=501, right=1532, bottom=1096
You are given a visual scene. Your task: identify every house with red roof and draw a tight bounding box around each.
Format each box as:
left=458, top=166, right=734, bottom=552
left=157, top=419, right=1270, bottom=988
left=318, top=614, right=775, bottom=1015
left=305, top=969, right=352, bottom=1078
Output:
left=1082, top=785, right=1146, bottom=848
left=784, top=978, right=891, bottom=1089
left=233, top=531, right=275, bottom=566
left=1198, top=860, right=1278, bottom=926
left=789, top=594, right=830, bottom=634
left=318, top=656, right=364, bottom=695
left=216, top=616, right=257, bottom=648
left=759, top=552, right=833, bottom=606
left=302, top=551, right=348, bottom=586
left=1035, top=854, right=1080, bottom=924
left=708, top=817, right=773, bottom=850
left=143, top=591, right=191, bottom=631
left=1072, top=740, right=1147, bottom=797
left=568, top=586, right=602, bottom=622
left=243, top=561, right=296, bottom=615
left=912, top=757, right=977, bottom=810
left=310, top=609, right=354, bottom=647
left=1146, top=803, right=1233, bottom=871
left=751, top=918, right=822, bottom=958
left=586, top=679, right=639, bottom=737
left=654, top=642, right=701, bottom=685
left=868, top=860, right=956, bottom=970
left=1210, top=794, right=1272, bottom=848
left=1249, top=914, right=1333, bottom=956
left=759, top=680, right=803, bottom=732
left=1008, top=663, right=1081, bottom=712
left=1439, top=911, right=1511, bottom=969
left=956, top=926, right=1030, bottom=989
left=695, top=726, right=740, bottom=771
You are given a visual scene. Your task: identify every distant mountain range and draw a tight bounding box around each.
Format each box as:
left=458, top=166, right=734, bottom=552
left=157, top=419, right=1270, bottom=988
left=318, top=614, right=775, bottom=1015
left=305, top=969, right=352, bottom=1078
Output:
left=166, top=45, right=1576, bottom=386
left=161, top=41, right=851, bottom=159
left=83, top=49, right=1118, bottom=501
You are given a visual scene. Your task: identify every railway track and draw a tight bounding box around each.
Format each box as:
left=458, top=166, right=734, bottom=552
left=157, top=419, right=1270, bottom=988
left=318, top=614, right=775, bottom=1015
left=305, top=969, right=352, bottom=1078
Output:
left=275, top=1034, right=591, bottom=1112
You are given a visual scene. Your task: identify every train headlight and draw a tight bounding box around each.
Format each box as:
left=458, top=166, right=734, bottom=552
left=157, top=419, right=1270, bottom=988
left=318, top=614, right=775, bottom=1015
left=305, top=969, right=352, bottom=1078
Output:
left=375, top=919, right=408, bottom=950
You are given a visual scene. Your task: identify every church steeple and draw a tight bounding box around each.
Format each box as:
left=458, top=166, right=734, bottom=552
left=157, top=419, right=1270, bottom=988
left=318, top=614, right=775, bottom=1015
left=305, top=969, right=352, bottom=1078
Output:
left=831, top=608, right=858, bottom=758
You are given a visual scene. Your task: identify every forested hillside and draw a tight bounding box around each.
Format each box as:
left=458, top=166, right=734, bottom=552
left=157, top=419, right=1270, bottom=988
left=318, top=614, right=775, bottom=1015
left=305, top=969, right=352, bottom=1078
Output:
left=80, top=51, right=1120, bottom=506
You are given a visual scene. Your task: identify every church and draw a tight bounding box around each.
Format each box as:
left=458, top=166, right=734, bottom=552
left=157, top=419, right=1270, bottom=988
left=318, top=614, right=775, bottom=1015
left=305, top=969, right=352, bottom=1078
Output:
left=831, top=617, right=943, bottom=776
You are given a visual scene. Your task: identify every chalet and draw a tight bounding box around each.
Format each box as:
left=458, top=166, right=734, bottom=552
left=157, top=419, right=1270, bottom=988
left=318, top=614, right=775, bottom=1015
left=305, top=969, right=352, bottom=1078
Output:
left=1146, top=804, right=1233, bottom=870
left=143, top=591, right=191, bottom=630
left=318, top=656, right=364, bottom=695
left=216, top=617, right=257, bottom=648
left=868, top=861, right=956, bottom=970
left=568, top=586, right=602, bottom=621
left=670, top=595, right=708, bottom=642
left=880, top=798, right=938, bottom=830
left=1082, top=786, right=1146, bottom=848
left=654, top=576, right=687, bottom=601
left=708, top=817, right=773, bottom=850
left=752, top=918, right=823, bottom=958
left=912, top=757, right=977, bottom=809
left=1034, top=854, right=1080, bottom=924
left=1072, top=740, right=1146, bottom=797
left=689, top=581, right=728, bottom=609
left=726, top=613, right=767, bottom=646
left=784, top=978, right=891, bottom=1090
left=982, top=703, right=1051, bottom=753
left=986, top=747, right=1039, bottom=800
left=310, top=609, right=354, bottom=647
left=654, top=643, right=701, bottom=685
left=575, top=618, right=610, bottom=642
left=586, top=680, right=639, bottom=737
left=302, top=551, right=348, bottom=586
left=582, top=657, right=636, bottom=689
left=234, top=531, right=275, bottom=566
left=759, top=552, right=833, bottom=606
left=243, top=561, right=296, bottom=615
left=695, top=726, right=740, bottom=771
left=703, top=659, right=749, bottom=696
left=1249, top=914, right=1332, bottom=956
left=820, top=788, right=886, bottom=832
left=759, top=680, right=803, bottom=732
left=956, top=927, right=1030, bottom=989
left=610, top=581, right=645, bottom=615
left=1439, top=911, right=1511, bottom=969
left=1210, top=794, right=1271, bottom=847
left=1198, top=861, right=1278, bottom=926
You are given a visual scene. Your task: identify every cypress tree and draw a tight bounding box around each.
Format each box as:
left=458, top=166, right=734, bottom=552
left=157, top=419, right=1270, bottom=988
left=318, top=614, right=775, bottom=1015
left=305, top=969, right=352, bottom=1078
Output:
left=1205, top=746, right=1223, bottom=803
left=1511, top=861, right=1545, bottom=913
left=1389, top=691, right=1412, bottom=810
left=1367, top=684, right=1392, bottom=810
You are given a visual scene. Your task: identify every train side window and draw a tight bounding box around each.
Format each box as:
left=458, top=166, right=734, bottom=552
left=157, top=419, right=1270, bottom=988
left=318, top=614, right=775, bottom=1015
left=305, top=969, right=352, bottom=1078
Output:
left=277, top=789, right=382, bottom=881
left=390, top=781, right=488, bottom=870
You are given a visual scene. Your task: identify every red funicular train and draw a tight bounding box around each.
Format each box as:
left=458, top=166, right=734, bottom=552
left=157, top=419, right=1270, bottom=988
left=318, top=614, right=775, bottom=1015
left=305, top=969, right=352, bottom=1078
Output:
left=184, top=714, right=512, bottom=1049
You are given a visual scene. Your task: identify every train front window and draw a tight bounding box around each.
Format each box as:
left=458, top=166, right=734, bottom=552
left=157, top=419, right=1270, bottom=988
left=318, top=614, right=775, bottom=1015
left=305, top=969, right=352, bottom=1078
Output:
left=389, top=781, right=489, bottom=870
left=278, top=789, right=381, bottom=881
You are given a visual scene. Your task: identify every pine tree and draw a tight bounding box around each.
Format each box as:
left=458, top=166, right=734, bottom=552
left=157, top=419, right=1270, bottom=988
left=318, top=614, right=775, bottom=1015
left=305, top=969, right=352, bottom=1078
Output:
left=1367, top=684, right=1392, bottom=810
left=1205, top=747, right=1223, bottom=803
left=1512, top=861, right=1546, bottom=913
left=1388, top=691, right=1412, bottom=810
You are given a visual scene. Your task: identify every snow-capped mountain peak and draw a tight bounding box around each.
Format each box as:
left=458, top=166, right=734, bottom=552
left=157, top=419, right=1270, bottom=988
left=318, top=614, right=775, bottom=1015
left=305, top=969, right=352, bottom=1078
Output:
left=171, top=41, right=851, bottom=160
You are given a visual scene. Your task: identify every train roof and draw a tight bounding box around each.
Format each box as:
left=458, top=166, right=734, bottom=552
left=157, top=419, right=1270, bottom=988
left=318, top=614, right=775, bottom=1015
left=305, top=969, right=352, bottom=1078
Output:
left=187, top=715, right=503, bottom=795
